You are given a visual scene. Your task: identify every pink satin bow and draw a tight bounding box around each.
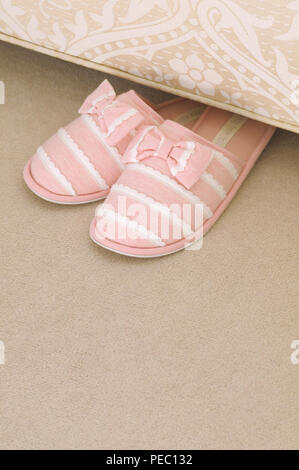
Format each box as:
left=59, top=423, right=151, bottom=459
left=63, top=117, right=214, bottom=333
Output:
left=123, top=126, right=213, bottom=189
left=79, top=80, right=144, bottom=145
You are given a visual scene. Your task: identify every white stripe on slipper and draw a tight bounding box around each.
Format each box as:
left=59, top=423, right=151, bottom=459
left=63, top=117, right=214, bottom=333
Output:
left=127, top=163, right=213, bottom=219
left=37, top=146, right=76, bottom=196
left=58, top=128, right=108, bottom=191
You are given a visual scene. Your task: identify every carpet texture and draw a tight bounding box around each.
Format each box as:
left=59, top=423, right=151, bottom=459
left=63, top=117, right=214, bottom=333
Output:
left=0, top=41, right=298, bottom=450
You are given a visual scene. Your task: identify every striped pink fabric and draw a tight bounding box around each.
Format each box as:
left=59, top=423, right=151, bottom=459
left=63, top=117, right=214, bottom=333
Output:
left=93, top=120, right=242, bottom=253
left=26, top=80, right=164, bottom=203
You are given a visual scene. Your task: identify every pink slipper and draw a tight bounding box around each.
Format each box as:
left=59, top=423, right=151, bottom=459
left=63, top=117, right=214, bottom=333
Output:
left=23, top=80, right=204, bottom=204
left=90, top=108, right=276, bottom=257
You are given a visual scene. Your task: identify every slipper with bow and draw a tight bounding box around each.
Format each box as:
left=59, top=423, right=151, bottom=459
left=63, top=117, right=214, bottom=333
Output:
left=90, top=109, right=275, bottom=257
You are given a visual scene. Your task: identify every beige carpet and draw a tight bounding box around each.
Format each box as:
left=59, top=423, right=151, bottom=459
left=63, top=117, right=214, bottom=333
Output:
left=0, top=41, right=298, bottom=450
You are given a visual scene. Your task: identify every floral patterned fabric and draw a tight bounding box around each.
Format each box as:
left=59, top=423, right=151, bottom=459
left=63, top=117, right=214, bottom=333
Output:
left=1, top=0, right=299, bottom=132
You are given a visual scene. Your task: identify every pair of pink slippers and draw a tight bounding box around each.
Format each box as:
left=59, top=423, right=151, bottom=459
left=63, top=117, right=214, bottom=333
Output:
left=24, top=80, right=275, bottom=257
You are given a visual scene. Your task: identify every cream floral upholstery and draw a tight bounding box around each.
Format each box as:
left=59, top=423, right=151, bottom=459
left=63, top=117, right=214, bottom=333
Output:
left=1, top=0, right=299, bottom=132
